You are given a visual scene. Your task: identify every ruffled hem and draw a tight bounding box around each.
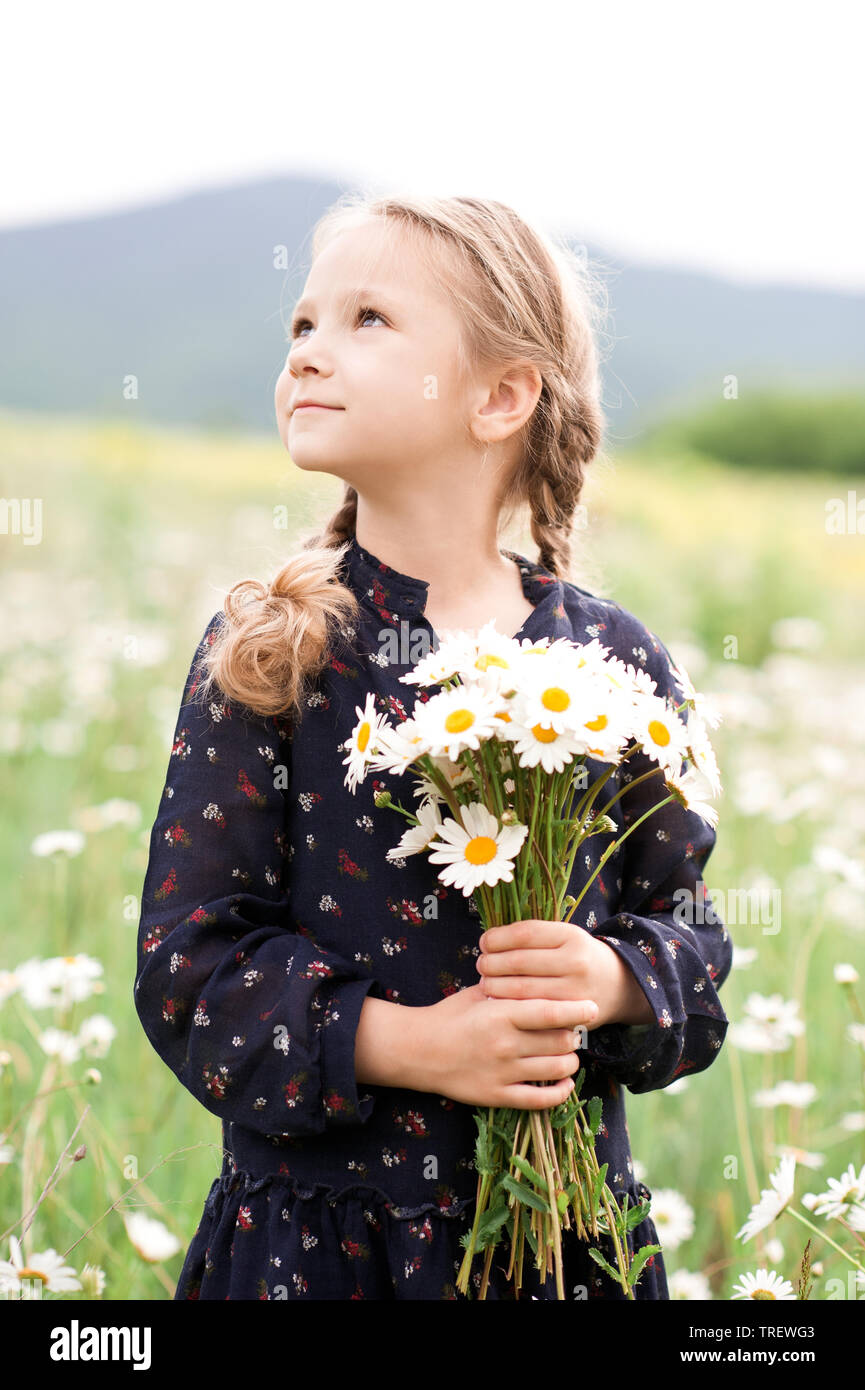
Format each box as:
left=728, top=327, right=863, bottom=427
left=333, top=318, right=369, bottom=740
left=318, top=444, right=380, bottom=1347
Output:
left=174, top=1170, right=668, bottom=1301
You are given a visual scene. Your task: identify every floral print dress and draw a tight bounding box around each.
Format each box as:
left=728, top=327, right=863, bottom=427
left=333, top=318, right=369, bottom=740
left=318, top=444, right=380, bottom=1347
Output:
left=134, top=534, right=732, bottom=1301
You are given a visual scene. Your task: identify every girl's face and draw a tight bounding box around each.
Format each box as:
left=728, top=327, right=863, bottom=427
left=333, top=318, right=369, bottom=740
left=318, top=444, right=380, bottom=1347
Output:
left=274, top=220, right=482, bottom=498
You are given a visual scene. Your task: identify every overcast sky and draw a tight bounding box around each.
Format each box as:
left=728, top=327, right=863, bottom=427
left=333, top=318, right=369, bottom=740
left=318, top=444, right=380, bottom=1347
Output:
left=3, top=0, right=862, bottom=291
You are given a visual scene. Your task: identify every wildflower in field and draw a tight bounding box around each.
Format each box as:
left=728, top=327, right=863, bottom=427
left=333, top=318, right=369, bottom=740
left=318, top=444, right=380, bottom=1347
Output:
left=0, top=1235, right=82, bottom=1298
left=15, top=955, right=104, bottom=1011
left=76, top=1014, right=117, bottom=1058
left=833, top=962, right=859, bottom=985
left=846, top=1022, right=865, bottom=1050
left=809, top=1162, right=865, bottom=1221
left=751, top=1081, right=817, bottom=1109
left=731, top=946, right=758, bottom=969
left=642, top=1189, right=694, bottom=1251
left=37, top=1028, right=82, bottom=1064
left=73, top=799, right=141, bottom=832
left=772, top=1146, right=825, bottom=1170
left=123, top=1213, right=182, bottom=1262
left=30, top=830, right=85, bottom=858
left=813, top=843, right=865, bottom=889
left=735, top=1155, right=796, bottom=1242
left=80, top=1264, right=107, bottom=1297
left=730, top=1268, right=796, bottom=1300
left=668, top=1268, right=712, bottom=1299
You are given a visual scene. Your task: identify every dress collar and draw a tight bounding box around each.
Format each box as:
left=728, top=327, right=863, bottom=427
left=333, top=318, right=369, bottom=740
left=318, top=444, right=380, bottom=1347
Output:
left=340, top=531, right=567, bottom=632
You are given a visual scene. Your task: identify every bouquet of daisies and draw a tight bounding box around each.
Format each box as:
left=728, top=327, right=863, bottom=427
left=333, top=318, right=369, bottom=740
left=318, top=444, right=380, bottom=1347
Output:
left=341, top=619, right=721, bottom=1300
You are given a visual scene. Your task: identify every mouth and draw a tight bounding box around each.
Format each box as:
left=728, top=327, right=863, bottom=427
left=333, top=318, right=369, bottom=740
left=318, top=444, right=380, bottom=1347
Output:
left=293, top=404, right=343, bottom=413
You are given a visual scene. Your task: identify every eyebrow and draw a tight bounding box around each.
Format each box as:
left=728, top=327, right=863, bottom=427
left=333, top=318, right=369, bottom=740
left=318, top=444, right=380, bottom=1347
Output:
left=290, top=286, right=400, bottom=323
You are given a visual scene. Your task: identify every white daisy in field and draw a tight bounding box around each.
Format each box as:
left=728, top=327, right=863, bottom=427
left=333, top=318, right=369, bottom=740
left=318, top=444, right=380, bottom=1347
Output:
left=38, top=1028, right=82, bottom=1064
left=665, top=766, right=720, bottom=828
left=728, top=1019, right=792, bottom=1054
left=15, top=954, right=105, bottom=1011
left=772, top=1145, right=825, bottom=1171
left=847, top=1022, right=865, bottom=1050
left=732, top=946, right=758, bottom=969
left=735, top=1154, right=796, bottom=1242
left=426, top=801, right=529, bottom=896
left=341, top=692, right=391, bottom=793
left=0, top=1235, right=82, bottom=1297
left=834, top=962, right=859, bottom=984
left=668, top=1268, right=712, bottom=1299
left=386, top=800, right=444, bottom=862
left=630, top=695, right=689, bottom=775
left=809, top=1162, right=865, bottom=1220
left=411, top=684, right=506, bottom=763
left=742, top=993, right=805, bottom=1040
left=76, top=1013, right=117, bottom=1058
left=751, top=1082, right=817, bottom=1109
left=730, top=1268, right=796, bottom=1300
left=30, top=830, right=85, bottom=858
left=643, top=1189, right=694, bottom=1251
left=123, top=1212, right=182, bottom=1262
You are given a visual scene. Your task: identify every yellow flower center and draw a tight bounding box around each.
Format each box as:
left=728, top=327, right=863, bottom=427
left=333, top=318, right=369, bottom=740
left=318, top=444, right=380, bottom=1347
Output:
left=495, top=710, right=511, bottom=723
left=18, top=1267, right=47, bottom=1283
left=532, top=724, right=559, bottom=743
left=357, top=721, right=371, bottom=752
left=541, top=687, right=569, bottom=712
left=648, top=719, right=671, bottom=746
left=585, top=713, right=607, bottom=732
left=475, top=654, right=509, bottom=672
left=464, top=835, right=498, bottom=865
left=445, top=709, right=475, bottom=733
left=753, top=1290, right=776, bottom=1299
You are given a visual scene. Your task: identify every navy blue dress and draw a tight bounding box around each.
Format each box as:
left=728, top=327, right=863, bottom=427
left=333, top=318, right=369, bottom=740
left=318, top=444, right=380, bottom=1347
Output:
left=134, top=534, right=732, bottom=1300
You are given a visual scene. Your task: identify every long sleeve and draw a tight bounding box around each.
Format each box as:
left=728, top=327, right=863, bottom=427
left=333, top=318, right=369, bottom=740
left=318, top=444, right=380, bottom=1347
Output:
left=580, top=618, right=732, bottom=1094
left=133, top=612, right=379, bottom=1138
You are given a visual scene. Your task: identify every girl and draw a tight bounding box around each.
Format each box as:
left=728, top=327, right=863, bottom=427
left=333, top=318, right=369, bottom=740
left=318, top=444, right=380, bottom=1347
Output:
left=134, top=192, right=732, bottom=1301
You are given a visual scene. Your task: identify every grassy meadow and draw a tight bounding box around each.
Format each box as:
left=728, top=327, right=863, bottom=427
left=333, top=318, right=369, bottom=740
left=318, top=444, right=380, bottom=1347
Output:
left=1, top=406, right=864, bottom=1301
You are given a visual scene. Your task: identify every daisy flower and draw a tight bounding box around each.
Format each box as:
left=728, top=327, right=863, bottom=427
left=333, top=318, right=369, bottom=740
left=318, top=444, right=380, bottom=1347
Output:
left=364, top=716, right=430, bottom=777
left=398, top=631, right=476, bottom=688
left=742, top=993, right=805, bottom=1041
left=386, top=801, right=444, bottom=862
left=0, top=1235, right=82, bottom=1298
left=664, top=766, right=720, bottom=828
left=457, top=620, right=527, bottom=694
left=683, top=713, right=723, bottom=797
left=630, top=694, right=689, bottom=776
left=730, top=1267, right=796, bottom=1300
left=426, top=801, right=529, bottom=896
left=512, top=659, right=598, bottom=739
left=123, top=1212, right=182, bottom=1262
left=506, top=716, right=588, bottom=775
left=751, top=1082, right=817, bottom=1109
left=14, top=954, right=104, bottom=1011
left=341, top=692, right=391, bottom=793
left=668, top=1268, right=712, bottom=1299
left=643, top=1189, right=694, bottom=1251
left=30, top=830, right=85, bottom=858
left=735, top=1154, right=796, bottom=1242
left=411, top=684, right=506, bottom=763
left=809, top=1162, right=865, bottom=1220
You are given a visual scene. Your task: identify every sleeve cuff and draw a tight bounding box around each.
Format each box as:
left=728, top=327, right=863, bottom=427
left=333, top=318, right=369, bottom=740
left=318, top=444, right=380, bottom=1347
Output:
left=319, top=975, right=378, bottom=1127
left=582, top=936, right=682, bottom=1071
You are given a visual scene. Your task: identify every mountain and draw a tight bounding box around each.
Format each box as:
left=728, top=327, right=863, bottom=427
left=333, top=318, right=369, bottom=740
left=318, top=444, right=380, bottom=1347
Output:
left=1, top=175, right=862, bottom=437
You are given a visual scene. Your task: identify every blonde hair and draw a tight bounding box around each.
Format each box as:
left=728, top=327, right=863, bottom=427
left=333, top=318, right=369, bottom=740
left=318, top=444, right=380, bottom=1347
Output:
left=198, top=191, right=611, bottom=724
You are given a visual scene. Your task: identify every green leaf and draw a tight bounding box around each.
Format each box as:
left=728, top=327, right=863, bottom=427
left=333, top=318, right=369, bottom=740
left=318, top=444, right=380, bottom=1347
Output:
left=624, top=1198, right=651, bottom=1231
left=586, top=1096, right=602, bottom=1135
left=511, top=1154, right=547, bottom=1189
left=475, top=1202, right=512, bottom=1247
left=627, top=1243, right=663, bottom=1288
left=587, top=1246, right=622, bottom=1284
left=501, top=1173, right=551, bottom=1214
left=519, top=1201, right=538, bottom=1259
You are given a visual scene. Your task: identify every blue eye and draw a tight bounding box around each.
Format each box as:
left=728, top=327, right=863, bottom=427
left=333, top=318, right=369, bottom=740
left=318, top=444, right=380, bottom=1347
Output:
left=289, top=305, right=387, bottom=341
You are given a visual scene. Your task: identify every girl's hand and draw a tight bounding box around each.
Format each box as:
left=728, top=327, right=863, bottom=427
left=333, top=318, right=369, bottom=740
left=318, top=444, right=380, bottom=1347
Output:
left=475, top=918, right=655, bottom=1029
left=415, top=984, right=597, bottom=1110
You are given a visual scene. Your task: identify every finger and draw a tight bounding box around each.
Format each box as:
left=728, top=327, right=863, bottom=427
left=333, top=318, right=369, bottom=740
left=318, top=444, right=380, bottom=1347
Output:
left=481, top=975, right=570, bottom=1000
left=480, top=920, right=570, bottom=954
left=510, top=1052, right=579, bottom=1081
left=512, top=1026, right=588, bottom=1058
left=508, top=997, right=598, bottom=1031
left=503, top=1074, right=578, bottom=1110
left=478, top=948, right=561, bottom=977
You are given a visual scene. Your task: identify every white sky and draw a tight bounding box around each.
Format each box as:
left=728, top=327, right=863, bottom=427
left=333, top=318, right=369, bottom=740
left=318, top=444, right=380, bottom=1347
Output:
left=3, top=0, right=863, bottom=291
